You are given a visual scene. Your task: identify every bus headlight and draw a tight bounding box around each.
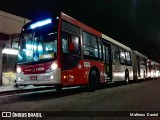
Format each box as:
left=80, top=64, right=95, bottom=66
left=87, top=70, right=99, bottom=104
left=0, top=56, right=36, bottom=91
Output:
left=50, top=62, right=58, bottom=71
left=17, top=67, right=22, bottom=73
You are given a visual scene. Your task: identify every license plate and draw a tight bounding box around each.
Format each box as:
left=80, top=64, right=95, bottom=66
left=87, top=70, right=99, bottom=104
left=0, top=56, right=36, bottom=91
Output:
left=30, top=76, right=37, bottom=80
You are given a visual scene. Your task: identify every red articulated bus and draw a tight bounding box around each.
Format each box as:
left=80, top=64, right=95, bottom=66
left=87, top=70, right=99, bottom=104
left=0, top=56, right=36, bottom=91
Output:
left=16, top=12, right=160, bottom=90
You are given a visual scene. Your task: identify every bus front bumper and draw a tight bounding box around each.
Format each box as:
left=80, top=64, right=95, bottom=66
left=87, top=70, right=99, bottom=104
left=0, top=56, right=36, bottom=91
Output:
left=16, top=68, right=61, bottom=86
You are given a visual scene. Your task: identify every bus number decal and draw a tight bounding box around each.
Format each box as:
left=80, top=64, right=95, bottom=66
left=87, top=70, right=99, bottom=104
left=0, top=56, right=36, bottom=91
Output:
left=84, top=62, right=90, bottom=67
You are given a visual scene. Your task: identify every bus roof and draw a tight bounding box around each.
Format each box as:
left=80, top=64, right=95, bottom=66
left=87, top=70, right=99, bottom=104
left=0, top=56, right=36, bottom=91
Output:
left=134, top=50, right=148, bottom=59
left=102, top=34, right=131, bottom=51
left=149, top=59, right=160, bottom=66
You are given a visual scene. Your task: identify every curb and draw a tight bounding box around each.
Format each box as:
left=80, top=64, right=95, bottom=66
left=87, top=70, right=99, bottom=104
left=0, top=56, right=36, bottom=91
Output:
left=0, top=86, right=55, bottom=96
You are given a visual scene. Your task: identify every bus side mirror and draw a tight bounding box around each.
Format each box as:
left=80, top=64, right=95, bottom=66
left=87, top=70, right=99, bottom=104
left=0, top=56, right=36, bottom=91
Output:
left=69, top=41, right=75, bottom=52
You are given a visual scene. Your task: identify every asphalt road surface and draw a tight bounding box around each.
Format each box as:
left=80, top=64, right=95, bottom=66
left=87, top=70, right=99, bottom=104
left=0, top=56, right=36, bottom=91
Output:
left=0, top=79, right=160, bottom=120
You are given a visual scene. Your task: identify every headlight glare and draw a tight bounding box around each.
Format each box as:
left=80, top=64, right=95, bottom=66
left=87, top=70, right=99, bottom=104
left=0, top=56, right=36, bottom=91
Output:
left=17, top=67, right=21, bottom=73
left=51, top=62, right=57, bottom=71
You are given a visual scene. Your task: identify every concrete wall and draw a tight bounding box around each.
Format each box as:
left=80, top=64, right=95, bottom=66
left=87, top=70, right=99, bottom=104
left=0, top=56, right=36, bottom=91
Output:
left=0, top=10, right=31, bottom=85
left=0, top=10, right=30, bottom=35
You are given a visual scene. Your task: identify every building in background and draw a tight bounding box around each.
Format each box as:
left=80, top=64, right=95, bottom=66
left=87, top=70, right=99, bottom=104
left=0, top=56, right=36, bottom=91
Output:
left=0, top=10, right=30, bottom=85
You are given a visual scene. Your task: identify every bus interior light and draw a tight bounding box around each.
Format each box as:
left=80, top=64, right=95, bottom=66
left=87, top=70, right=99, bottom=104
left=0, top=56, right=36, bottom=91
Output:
left=30, top=18, right=52, bottom=29
left=2, top=48, right=18, bottom=55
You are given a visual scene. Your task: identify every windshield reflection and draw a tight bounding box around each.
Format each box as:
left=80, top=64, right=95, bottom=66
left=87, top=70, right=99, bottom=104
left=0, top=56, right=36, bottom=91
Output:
left=18, top=27, right=57, bottom=64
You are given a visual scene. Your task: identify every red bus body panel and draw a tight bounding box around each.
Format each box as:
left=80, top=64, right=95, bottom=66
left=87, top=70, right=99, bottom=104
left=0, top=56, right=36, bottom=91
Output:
left=59, top=13, right=105, bottom=86
left=61, top=60, right=105, bottom=86
left=18, top=62, right=53, bottom=74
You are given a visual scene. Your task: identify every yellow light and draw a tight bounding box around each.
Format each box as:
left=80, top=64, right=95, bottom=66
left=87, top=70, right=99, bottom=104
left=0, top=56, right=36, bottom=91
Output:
left=63, top=75, right=67, bottom=79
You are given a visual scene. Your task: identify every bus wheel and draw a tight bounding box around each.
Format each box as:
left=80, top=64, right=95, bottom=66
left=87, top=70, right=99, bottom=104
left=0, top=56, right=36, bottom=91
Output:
left=55, top=85, right=62, bottom=91
left=125, top=70, right=129, bottom=84
left=89, top=69, right=99, bottom=91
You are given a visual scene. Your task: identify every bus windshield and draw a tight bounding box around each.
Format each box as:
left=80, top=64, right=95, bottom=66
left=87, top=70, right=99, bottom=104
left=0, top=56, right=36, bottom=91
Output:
left=18, top=27, right=57, bottom=64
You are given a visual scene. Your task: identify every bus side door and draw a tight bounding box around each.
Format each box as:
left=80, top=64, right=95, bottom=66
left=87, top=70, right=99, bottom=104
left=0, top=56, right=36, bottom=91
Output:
left=102, top=42, right=112, bottom=81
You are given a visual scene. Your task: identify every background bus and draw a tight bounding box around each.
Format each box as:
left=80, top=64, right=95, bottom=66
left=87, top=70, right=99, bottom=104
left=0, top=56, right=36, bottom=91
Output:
left=101, top=34, right=133, bottom=84
left=147, top=59, right=160, bottom=79
left=131, top=50, right=148, bottom=80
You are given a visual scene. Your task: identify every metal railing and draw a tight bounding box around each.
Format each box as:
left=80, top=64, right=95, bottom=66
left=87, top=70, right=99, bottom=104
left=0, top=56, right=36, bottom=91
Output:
left=2, top=72, right=16, bottom=85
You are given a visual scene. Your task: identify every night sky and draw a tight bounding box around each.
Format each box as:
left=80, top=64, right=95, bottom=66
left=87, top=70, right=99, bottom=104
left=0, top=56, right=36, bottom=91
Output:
left=0, top=0, right=160, bottom=61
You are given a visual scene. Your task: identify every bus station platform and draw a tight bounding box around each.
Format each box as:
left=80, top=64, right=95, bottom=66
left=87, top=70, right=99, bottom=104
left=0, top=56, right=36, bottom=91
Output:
left=0, top=85, right=54, bottom=96
left=0, top=85, right=18, bottom=92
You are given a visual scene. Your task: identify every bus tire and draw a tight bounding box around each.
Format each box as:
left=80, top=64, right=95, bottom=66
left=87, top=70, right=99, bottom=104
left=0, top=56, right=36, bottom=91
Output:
left=89, top=68, right=99, bottom=91
left=125, top=70, right=129, bottom=84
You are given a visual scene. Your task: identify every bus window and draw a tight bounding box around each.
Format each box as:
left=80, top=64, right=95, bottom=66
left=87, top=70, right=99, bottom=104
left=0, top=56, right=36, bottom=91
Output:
left=105, top=47, right=109, bottom=63
left=71, top=35, right=81, bottom=55
left=98, top=38, right=102, bottom=60
left=83, top=32, right=90, bottom=45
left=62, top=31, right=81, bottom=56
left=119, top=48, right=126, bottom=64
left=125, top=51, right=131, bottom=65
left=91, top=35, right=97, bottom=48
left=83, top=31, right=98, bottom=60
left=103, top=45, right=109, bottom=64
left=62, top=32, right=69, bottom=53
left=62, top=21, right=80, bottom=36
left=112, top=44, right=120, bottom=64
